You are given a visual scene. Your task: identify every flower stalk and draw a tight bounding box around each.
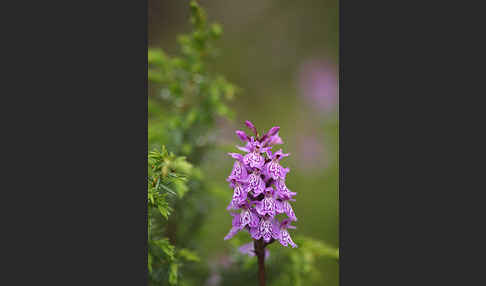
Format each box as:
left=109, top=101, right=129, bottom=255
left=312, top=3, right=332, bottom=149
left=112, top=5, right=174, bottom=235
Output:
left=254, top=239, right=266, bottom=286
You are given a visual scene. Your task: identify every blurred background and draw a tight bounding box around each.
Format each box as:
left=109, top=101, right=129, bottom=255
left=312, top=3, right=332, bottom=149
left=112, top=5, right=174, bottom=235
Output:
left=149, top=0, right=338, bottom=285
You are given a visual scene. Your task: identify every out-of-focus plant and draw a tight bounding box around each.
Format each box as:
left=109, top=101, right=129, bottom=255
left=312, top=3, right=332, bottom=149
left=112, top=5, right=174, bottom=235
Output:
left=210, top=235, right=338, bottom=286
left=148, top=0, right=236, bottom=157
left=148, top=1, right=237, bottom=285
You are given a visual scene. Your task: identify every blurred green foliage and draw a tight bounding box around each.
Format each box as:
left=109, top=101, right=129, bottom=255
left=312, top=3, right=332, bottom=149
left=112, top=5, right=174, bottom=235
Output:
left=220, top=233, right=339, bottom=286
left=148, top=1, right=236, bottom=285
left=148, top=0, right=236, bottom=157
left=148, top=1, right=338, bottom=285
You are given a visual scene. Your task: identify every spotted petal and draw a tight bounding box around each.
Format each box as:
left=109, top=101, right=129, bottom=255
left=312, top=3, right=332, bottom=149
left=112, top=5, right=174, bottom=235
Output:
left=228, top=160, right=248, bottom=181
left=227, top=184, right=247, bottom=210
left=275, top=180, right=297, bottom=200
left=243, top=151, right=265, bottom=169
left=279, top=229, right=297, bottom=248
left=259, top=217, right=275, bottom=243
left=255, top=190, right=277, bottom=218
left=245, top=172, right=265, bottom=196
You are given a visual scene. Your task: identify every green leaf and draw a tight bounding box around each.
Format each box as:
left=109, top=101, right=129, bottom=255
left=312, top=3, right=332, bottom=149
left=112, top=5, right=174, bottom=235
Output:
left=153, top=238, right=175, bottom=261
left=210, top=23, right=222, bottom=38
left=178, top=248, right=200, bottom=262
left=172, top=180, right=189, bottom=198
left=300, top=237, right=339, bottom=261
left=159, top=183, right=177, bottom=196
left=157, top=203, right=170, bottom=220
left=168, top=262, right=179, bottom=285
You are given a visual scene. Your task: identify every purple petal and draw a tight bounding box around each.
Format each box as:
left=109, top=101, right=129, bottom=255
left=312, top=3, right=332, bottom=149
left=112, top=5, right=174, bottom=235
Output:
left=275, top=180, right=297, bottom=200
left=278, top=229, right=297, bottom=248
left=238, top=241, right=271, bottom=259
left=235, top=130, right=249, bottom=142
left=256, top=194, right=277, bottom=218
left=227, top=184, right=247, bottom=210
left=282, top=201, right=297, bottom=221
left=231, top=213, right=241, bottom=227
left=272, top=218, right=281, bottom=239
left=280, top=218, right=297, bottom=229
left=260, top=126, right=279, bottom=142
left=267, top=126, right=280, bottom=137
left=274, top=149, right=290, bottom=160
left=236, top=145, right=251, bottom=153
left=250, top=226, right=261, bottom=240
left=268, top=134, right=283, bottom=146
left=240, top=209, right=253, bottom=228
left=238, top=242, right=256, bottom=256
left=265, top=161, right=283, bottom=180
left=245, top=172, right=265, bottom=196
left=224, top=226, right=240, bottom=240
left=245, top=120, right=258, bottom=136
left=265, top=150, right=273, bottom=158
left=259, top=217, right=274, bottom=243
left=228, top=160, right=248, bottom=181
left=243, top=152, right=265, bottom=169
left=249, top=210, right=260, bottom=228
left=228, top=152, right=244, bottom=161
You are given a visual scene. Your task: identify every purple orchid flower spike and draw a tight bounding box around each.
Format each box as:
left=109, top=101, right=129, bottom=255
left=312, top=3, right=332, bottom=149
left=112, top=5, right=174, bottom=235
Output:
left=225, top=121, right=298, bottom=256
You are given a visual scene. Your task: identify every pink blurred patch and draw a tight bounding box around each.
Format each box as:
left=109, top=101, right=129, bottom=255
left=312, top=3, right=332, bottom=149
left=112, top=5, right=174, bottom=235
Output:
left=298, top=59, right=338, bottom=114
left=297, top=135, right=329, bottom=172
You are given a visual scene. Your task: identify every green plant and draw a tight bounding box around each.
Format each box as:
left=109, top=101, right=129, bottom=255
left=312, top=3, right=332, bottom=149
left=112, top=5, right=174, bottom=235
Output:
left=148, top=147, right=201, bottom=285
left=148, top=1, right=236, bottom=285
